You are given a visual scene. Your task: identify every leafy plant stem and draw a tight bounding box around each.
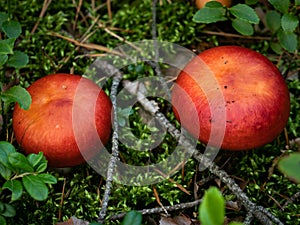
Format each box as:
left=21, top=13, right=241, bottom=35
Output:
left=11, top=172, right=36, bottom=180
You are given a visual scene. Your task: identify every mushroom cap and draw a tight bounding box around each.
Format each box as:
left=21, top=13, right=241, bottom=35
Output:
left=13, top=73, right=112, bottom=167
left=195, top=0, right=232, bottom=9
left=172, top=46, right=290, bottom=150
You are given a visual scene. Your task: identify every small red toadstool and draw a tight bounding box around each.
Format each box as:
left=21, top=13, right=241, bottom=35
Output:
left=13, top=73, right=112, bottom=167
left=172, top=46, right=290, bottom=150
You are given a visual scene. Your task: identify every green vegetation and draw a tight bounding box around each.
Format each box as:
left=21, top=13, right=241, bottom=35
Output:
left=0, top=0, right=299, bottom=224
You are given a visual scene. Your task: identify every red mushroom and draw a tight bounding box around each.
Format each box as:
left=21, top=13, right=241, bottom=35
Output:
left=13, top=73, right=112, bottom=167
left=172, top=46, right=290, bottom=150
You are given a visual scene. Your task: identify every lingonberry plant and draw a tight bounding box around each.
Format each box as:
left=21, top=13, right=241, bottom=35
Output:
left=193, top=0, right=299, bottom=53
left=0, top=9, right=57, bottom=225
left=193, top=1, right=259, bottom=36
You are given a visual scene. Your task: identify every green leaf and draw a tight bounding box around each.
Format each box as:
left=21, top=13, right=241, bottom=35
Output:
left=1, top=85, right=32, bottom=110
left=231, top=18, right=254, bottom=36
left=121, top=210, right=142, bottom=225
left=37, top=174, right=57, bottom=184
left=27, top=152, right=45, bottom=168
left=0, top=38, right=15, bottom=55
left=27, top=152, right=48, bottom=173
left=229, top=4, right=259, bottom=24
left=281, top=14, right=299, bottom=33
left=0, top=12, right=8, bottom=31
left=0, top=215, right=6, bottom=225
left=193, top=7, right=227, bottom=24
left=296, top=0, right=300, bottom=5
left=7, top=51, right=29, bottom=68
left=1, top=204, right=16, bottom=218
left=268, top=0, right=290, bottom=14
left=265, top=10, right=281, bottom=32
left=8, top=152, right=34, bottom=172
left=199, top=187, right=225, bottom=225
left=2, top=20, right=21, bottom=38
left=35, top=163, right=47, bottom=173
left=3, top=180, right=23, bottom=201
left=0, top=163, right=12, bottom=180
left=277, top=30, right=298, bottom=53
left=278, top=153, right=300, bottom=183
left=270, top=42, right=283, bottom=54
left=204, top=1, right=223, bottom=8
left=0, top=142, right=16, bottom=168
left=0, top=54, right=8, bottom=67
left=22, top=175, right=49, bottom=201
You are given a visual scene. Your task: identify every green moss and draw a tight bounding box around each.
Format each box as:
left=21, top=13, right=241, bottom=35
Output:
left=0, top=0, right=299, bottom=224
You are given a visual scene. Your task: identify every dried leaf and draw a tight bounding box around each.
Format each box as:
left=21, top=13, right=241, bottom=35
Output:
left=159, top=215, right=192, bottom=225
left=173, top=215, right=192, bottom=225
left=159, top=217, right=179, bottom=225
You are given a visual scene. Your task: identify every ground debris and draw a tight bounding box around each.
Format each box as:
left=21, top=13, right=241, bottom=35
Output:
left=56, top=216, right=89, bottom=225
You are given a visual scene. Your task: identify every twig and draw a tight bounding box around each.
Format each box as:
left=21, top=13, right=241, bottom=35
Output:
left=121, top=79, right=284, bottom=225
left=151, top=1, right=168, bottom=77
left=109, top=199, right=202, bottom=220
left=93, top=1, right=116, bottom=16
left=191, top=142, right=283, bottom=225
left=71, top=0, right=89, bottom=28
left=151, top=0, right=158, bottom=42
left=91, top=0, right=95, bottom=11
left=53, top=15, right=100, bottom=72
left=244, top=212, right=254, bottom=225
left=88, top=60, right=284, bottom=224
left=151, top=0, right=171, bottom=100
left=73, top=0, right=83, bottom=32
left=97, top=64, right=123, bottom=223
left=152, top=186, right=169, bottom=215
left=49, top=31, right=124, bottom=57
left=30, top=0, right=52, bottom=35
left=201, top=30, right=271, bottom=40
left=87, top=14, right=143, bottom=52
left=58, top=178, right=66, bottom=222
left=154, top=168, right=191, bottom=195
left=80, top=19, right=99, bottom=43
left=281, top=191, right=300, bottom=211
left=107, top=0, right=112, bottom=21
left=256, top=206, right=284, bottom=225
